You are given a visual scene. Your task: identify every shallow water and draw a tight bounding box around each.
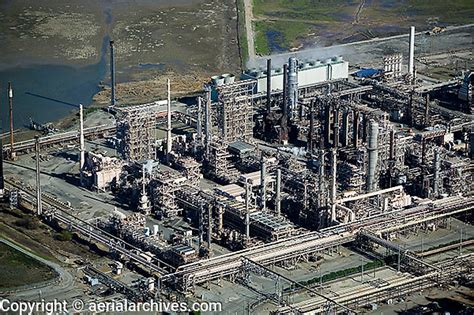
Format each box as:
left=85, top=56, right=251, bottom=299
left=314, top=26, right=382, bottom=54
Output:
left=0, top=36, right=109, bottom=130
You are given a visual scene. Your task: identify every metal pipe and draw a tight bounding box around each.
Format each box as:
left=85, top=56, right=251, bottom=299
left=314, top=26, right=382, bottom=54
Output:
left=408, top=26, right=415, bottom=80
left=0, top=139, right=4, bottom=196
left=353, top=111, right=359, bottom=148
left=333, top=109, right=339, bottom=148
left=260, top=154, right=266, bottom=211
left=197, top=97, right=203, bottom=144
left=266, top=59, right=272, bottom=113
left=433, top=148, right=440, bottom=197
left=35, top=136, right=42, bottom=216
left=166, top=79, right=172, bottom=160
left=205, top=86, right=211, bottom=157
left=330, top=148, right=337, bottom=222
left=8, top=82, right=14, bottom=159
left=275, top=169, right=281, bottom=217
left=110, top=41, right=116, bottom=106
left=308, top=100, right=314, bottom=153
left=282, top=64, right=288, bottom=122
left=245, top=182, right=250, bottom=240
left=389, top=129, right=395, bottom=161
left=207, top=204, right=212, bottom=249
left=198, top=203, right=204, bottom=247
left=79, top=104, right=85, bottom=185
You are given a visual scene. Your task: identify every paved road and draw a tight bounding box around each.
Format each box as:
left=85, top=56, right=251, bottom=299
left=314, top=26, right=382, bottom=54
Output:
left=243, top=0, right=256, bottom=60
left=0, top=238, right=76, bottom=301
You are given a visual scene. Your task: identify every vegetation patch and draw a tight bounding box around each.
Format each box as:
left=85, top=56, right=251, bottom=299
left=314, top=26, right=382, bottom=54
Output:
left=285, top=260, right=385, bottom=291
left=254, top=20, right=313, bottom=55
left=0, top=242, right=56, bottom=290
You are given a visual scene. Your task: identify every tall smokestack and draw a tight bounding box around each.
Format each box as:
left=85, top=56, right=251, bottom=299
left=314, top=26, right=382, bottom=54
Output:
left=8, top=82, right=14, bottom=160
left=408, top=26, right=415, bottom=81
left=79, top=104, right=85, bottom=185
left=266, top=59, right=272, bottom=113
left=282, top=63, right=288, bottom=119
left=308, top=100, right=314, bottom=153
left=205, top=86, right=211, bottom=157
left=110, top=40, right=116, bottom=106
left=197, top=97, right=203, bottom=144
left=367, top=120, right=379, bottom=192
left=35, top=136, right=42, bottom=216
left=0, top=139, right=4, bottom=197
left=260, top=154, right=266, bottom=211
left=166, top=79, right=172, bottom=161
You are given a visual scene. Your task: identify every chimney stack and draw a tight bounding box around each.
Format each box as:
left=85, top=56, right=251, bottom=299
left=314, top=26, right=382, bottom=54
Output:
left=110, top=40, right=116, bottom=106
left=8, top=82, right=14, bottom=160
left=35, top=136, right=42, bottom=216
left=166, top=79, right=172, bottom=162
left=79, top=104, right=85, bottom=185
left=408, top=26, right=415, bottom=81
left=266, top=59, right=272, bottom=113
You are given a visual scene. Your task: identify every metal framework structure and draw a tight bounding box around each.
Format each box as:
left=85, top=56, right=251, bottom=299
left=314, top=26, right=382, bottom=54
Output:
left=116, top=102, right=160, bottom=161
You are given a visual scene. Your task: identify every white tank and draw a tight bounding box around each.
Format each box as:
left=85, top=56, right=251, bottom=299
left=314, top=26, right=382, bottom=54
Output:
left=225, top=74, right=235, bottom=84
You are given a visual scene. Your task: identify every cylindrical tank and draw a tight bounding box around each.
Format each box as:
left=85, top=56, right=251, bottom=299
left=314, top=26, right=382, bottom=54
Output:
left=225, top=74, right=235, bottom=84
left=216, top=76, right=225, bottom=86
left=211, top=75, right=220, bottom=86
left=287, top=57, right=298, bottom=119
left=367, top=120, right=379, bottom=192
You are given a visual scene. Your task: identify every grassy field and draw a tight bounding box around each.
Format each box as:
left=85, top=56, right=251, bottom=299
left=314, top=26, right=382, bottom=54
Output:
left=252, top=0, right=474, bottom=55
left=0, top=242, right=56, bottom=290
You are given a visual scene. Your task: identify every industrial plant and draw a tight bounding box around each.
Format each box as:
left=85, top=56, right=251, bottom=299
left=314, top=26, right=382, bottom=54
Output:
left=1, top=23, right=473, bottom=315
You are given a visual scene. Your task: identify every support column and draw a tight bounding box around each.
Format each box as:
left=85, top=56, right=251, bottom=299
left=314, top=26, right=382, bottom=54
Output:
left=166, top=79, right=172, bottom=162
left=330, top=148, right=337, bottom=222
left=35, top=137, right=42, bottom=216
left=245, top=182, right=250, bottom=240
left=79, top=104, right=85, bottom=185
left=408, top=26, right=415, bottom=82
left=266, top=59, right=272, bottom=113
left=260, top=154, right=266, bottom=211
left=197, top=97, right=203, bottom=144
left=8, top=82, right=15, bottom=160
left=110, top=41, right=116, bottom=106
left=205, top=86, right=211, bottom=157
left=275, top=169, right=281, bottom=217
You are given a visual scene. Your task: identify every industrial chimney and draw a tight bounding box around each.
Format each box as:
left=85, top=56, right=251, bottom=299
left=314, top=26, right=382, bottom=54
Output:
left=110, top=40, right=116, bottom=106
left=408, top=26, right=415, bottom=81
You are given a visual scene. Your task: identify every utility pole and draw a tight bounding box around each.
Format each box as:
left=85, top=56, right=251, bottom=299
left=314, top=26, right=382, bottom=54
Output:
left=166, top=79, right=172, bottom=163
left=79, top=104, right=85, bottom=185
left=8, top=82, right=14, bottom=160
left=35, top=136, right=42, bottom=216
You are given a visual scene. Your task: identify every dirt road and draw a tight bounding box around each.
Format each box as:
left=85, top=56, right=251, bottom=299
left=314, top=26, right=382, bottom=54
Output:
left=243, top=0, right=256, bottom=60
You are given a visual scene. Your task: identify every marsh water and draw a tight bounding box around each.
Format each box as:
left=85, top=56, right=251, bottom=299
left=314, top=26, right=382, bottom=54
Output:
left=0, top=37, right=108, bottom=130
left=0, top=0, right=205, bottom=130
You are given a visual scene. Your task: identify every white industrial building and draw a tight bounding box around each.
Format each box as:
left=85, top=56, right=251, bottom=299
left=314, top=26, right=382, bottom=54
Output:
left=241, top=56, right=349, bottom=93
